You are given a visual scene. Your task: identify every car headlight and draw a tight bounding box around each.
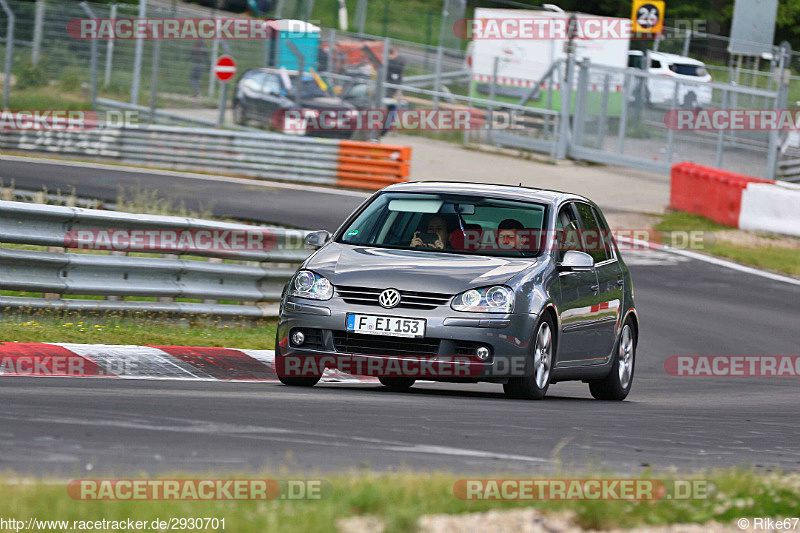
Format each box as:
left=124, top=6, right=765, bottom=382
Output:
left=288, top=270, right=333, bottom=300
left=451, top=286, right=514, bottom=313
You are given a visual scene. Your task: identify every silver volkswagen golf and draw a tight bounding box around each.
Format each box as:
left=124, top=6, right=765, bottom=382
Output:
left=276, top=182, right=638, bottom=400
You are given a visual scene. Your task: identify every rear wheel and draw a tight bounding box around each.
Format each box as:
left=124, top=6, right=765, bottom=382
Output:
left=503, top=315, right=554, bottom=400
left=589, top=320, right=636, bottom=401
left=275, top=331, right=321, bottom=387
left=379, top=377, right=416, bottom=390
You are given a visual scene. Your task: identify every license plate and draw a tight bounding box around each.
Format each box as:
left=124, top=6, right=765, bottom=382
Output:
left=346, top=314, right=426, bottom=338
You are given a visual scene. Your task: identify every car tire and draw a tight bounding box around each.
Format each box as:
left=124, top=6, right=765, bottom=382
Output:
left=274, top=331, right=321, bottom=388
left=233, top=102, right=246, bottom=125
left=379, top=377, right=416, bottom=390
left=682, top=92, right=698, bottom=109
left=589, top=319, right=636, bottom=401
left=503, top=314, right=555, bottom=400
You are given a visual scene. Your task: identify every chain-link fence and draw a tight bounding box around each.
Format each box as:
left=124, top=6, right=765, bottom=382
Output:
left=0, top=0, right=797, bottom=181
left=637, top=27, right=800, bottom=106
left=569, top=59, right=785, bottom=179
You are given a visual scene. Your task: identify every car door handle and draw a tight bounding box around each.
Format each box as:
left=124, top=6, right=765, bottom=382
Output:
left=590, top=284, right=600, bottom=292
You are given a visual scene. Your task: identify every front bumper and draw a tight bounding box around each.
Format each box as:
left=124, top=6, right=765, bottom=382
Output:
left=276, top=297, right=539, bottom=381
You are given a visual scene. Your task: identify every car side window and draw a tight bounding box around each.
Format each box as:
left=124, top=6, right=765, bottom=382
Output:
left=574, top=202, right=609, bottom=264
left=556, top=204, right=581, bottom=262
left=592, top=206, right=615, bottom=261
left=650, top=59, right=661, bottom=69
left=263, top=75, right=281, bottom=96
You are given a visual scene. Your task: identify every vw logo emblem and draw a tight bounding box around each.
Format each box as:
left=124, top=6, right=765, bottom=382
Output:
left=379, top=288, right=401, bottom=309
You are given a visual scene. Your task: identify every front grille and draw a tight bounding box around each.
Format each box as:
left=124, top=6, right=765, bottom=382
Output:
left=332, top=331, right=441, bottom=356
left=336, top=286, right=452, bottom=310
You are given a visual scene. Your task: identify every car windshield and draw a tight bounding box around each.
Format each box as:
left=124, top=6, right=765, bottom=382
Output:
left=337, top=192, right=548, bottom=257
left=669, top=63, right=707, bottom=77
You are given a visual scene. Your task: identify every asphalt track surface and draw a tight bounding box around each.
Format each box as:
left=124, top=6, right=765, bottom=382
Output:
left=1, top=157, right=799, bottom=476
left=0, top=156, right=367, bottom=231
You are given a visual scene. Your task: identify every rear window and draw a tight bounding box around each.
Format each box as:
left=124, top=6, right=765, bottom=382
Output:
left=669, top=63, right=707, bottom=77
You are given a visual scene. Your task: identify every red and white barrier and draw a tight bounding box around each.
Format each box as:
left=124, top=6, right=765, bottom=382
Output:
left=0, top=343, right=376, bottom=383
left=739, top=182, right=800, bottom=237
left=670, top=162, right=800, bottom=237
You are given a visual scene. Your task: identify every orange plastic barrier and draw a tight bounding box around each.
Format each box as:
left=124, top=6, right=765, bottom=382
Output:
left=322, top=40, right=385, bottom=71
left=336, top=140, right=411, bottom=190
left=670, top=162, right=773, bottom=227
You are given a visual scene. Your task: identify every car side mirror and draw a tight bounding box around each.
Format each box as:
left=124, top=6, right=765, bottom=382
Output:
left=304, top=230, right=331, bottom=249
left=558, top=250, right=594, bottom=271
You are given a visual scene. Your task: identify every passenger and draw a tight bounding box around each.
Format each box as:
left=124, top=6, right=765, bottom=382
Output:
left=410, top=215, right=450, bottom=249
left=498, top=218, right=524, bottom=249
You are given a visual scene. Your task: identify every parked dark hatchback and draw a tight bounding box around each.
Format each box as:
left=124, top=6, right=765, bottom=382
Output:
left=233, top=67, right=357, bottom=139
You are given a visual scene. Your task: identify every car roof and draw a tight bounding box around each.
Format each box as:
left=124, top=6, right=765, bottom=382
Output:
left=647, top=51, right=705, bottom=66
left=244, top=67, right=311, bottom=78
left=381, top=181, right=590, bottom=206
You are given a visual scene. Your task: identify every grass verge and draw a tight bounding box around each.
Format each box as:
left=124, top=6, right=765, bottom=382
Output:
left=655, top=212, right=800, bottom=277
left=0, top=312, right=276, bottom=349
left=0, top=469, right=798, bottom=533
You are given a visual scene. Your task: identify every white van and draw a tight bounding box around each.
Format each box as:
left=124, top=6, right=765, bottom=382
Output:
left=628, top=51, right=713, bottom=108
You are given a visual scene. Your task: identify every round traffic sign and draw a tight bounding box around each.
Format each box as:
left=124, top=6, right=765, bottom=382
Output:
left=213, top=55, right=237, bottom=83
left=636, top=4, right=660, bottom=29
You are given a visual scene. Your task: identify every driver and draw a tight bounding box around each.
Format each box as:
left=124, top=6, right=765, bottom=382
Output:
left=410, top=216, right=450, bottom=249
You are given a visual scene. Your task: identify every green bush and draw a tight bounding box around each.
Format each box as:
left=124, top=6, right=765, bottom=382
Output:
left=59, top=67, right=87, bottom=92
left=13, top=58, right=50, bottom=89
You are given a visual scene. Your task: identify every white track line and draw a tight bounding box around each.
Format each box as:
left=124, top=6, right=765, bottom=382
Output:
left=618, top=236, right=800, bottom=286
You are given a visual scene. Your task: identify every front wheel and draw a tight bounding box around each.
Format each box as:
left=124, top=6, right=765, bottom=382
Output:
left=503, top=315, right=554, bottom=400
left=589, top=320, right=636, bottom=401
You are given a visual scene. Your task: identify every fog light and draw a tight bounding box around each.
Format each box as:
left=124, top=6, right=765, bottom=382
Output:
left=476, top=346, right=491, bottom=360
left=291, top=330, right=305, bottom=346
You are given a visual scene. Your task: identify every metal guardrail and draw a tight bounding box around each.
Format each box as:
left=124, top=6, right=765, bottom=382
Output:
left=777, top=159, right=800, bottom=182
left=0, top=201, right=314, bottom=317
left=402, top=69, right=471, bottom=88
left=0, top=124, right=411, bottom=190
left=97, top=98, right=220, bottom=128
